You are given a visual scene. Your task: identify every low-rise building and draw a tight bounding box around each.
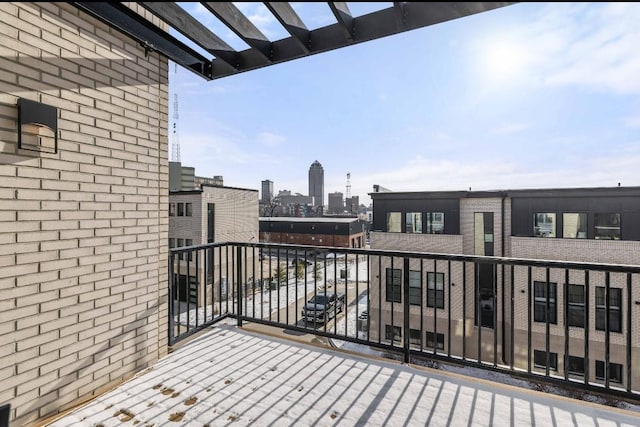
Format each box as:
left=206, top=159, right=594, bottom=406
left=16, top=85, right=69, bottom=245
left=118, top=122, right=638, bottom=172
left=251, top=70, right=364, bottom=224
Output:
left=369, top=186, right=640, bottom=388
left=260, top=217, right=367, bottom=248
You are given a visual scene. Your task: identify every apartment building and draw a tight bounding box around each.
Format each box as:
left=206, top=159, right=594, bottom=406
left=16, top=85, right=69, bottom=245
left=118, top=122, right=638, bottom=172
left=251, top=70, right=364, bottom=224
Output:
left=369, top=186, right=640, bottom=389
left=169, top=185, right=258, bottom=306
left=260, top=217, right=367, bottom=248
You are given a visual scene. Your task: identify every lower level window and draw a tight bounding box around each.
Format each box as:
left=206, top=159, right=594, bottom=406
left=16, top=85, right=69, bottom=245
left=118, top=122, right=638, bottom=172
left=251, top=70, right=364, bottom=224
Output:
left=425, top=331, right=444, bottom=350
left=566, top=355, right=585, bottom=376
left=409, top=328, right=422, bottom=346
left=595, top=360, right=623, bottom=383
left=533, top=350, right=558, bottom=371
left=385, top=325, right=401, bottom=341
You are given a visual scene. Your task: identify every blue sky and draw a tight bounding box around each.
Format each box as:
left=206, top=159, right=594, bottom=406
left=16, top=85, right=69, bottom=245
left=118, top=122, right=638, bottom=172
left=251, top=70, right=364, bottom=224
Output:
left=169, top=2, right=640, bottom=207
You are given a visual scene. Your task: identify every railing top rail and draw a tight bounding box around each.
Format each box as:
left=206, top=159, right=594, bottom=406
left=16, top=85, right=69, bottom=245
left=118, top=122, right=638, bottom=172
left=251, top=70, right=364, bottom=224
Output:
left=169, top=241, right=640, bottom=274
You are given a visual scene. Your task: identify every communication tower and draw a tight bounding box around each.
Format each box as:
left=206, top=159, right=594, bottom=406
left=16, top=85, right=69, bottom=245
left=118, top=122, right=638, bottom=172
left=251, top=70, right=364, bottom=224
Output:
left=171, top=64, right=181, bottom=162
left=346, top=172, right=351, bottom=199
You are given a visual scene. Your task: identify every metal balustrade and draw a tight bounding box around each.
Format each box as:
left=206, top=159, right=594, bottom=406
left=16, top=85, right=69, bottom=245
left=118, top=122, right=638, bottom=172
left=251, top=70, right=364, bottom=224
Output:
left=169, top=242, right=640, bottom=401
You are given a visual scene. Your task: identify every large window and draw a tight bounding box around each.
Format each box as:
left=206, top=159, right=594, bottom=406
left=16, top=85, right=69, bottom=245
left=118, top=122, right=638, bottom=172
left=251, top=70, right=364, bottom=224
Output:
left=594, top=213, right=620, bottom=240
left=595, top=360, right=623, bottom=383
left=534, top=281, right=557, bottom=324
left=405, top=212, right=422, bottom=234
left=427, top=272, right=444, bottom=309
left=534, top=213, right=556, bottom=237
left=595, top=287, right=622, bottom=332
left=566, top=355, right=585, bottom=376
left=408, top=270, right=421, bottom=306
left=169, top=203, right=176, bottom=217
left=385, top=325, right=401, bottom=341
left=386, top=268, right=402, bottom=303
left=409, top=328, right=422, bottom=346
left=533, top=350, right=558, bottom=371
left=563, top=213, right=587, bottom=238
left=426, top=212, right=444, bottom=234
left=426, top=331, right=444, bottom=350
left=177, top=202, right=184, bottom=216
left=387, top=212, right=401, bottom=233
left=567, top=284, right=585, bottom=328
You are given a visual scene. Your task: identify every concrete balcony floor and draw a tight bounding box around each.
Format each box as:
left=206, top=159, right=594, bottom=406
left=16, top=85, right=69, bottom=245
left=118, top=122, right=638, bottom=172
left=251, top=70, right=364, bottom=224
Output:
left=46, top=325, right=640, bottom=427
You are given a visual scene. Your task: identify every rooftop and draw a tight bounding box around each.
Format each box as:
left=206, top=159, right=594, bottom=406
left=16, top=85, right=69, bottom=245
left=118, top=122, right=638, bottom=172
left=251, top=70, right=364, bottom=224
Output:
left=46, top=324, right=640, bottom=427
left=260, top=217, right=361, bottom=223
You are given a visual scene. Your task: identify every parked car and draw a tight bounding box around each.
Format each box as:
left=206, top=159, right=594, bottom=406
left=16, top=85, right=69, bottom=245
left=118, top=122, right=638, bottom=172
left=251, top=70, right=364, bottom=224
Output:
left=301, top=292, right=345, bottom=323
left=292, top=257, right=313, bottom=266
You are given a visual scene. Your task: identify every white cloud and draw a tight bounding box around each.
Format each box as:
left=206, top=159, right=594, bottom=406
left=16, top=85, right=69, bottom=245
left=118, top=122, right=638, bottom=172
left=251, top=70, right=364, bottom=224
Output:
left=491, top=123, right=530, bottom=135
left=257, top=132, right=286, bottom=148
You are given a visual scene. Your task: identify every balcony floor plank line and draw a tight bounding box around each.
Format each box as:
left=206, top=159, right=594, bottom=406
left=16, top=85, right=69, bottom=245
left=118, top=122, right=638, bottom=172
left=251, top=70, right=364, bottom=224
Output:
left=47, top=325, right=640, bottom=426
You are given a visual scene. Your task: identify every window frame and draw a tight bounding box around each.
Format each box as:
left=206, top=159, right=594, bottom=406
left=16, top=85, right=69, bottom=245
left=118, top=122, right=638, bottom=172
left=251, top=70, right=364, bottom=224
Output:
left=533, top=349, right=558, bottom=371
left=385, top=268, right=402, bottom=303
left=409, top=328, right=422, bottom=346
left=595, top=360, right=623, bottom=383
left=566, top=284, right=585, bottom=328
left=594, top=213, right=621, bottom=240
left=566, top=355, right=585, bottom=376
left=425, top=331, right=444, bottom=350
left=595, top=286, right=622, bottom=333
left=562, top=212, right=587, bottom=239
left=408, top=270, right=422, bottom=306
left=405, top=212, right=422, bottom=234
left=426, top=272, right=445, bottom=309
left=534, top=212, right=556, bottom=238
left=533, top=281, right=557, bottom=324
left=387, top=212, right=402, bottom=233
left=426, top=212, right=444, bottom=234
left=385, top=324, right=402, bottom=341
left=177, top=202, right=185, bottom=216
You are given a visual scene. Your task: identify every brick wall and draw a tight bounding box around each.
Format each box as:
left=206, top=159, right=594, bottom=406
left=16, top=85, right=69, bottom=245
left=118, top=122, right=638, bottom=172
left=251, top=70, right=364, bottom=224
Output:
left=0, top=3, right=169, bottom=425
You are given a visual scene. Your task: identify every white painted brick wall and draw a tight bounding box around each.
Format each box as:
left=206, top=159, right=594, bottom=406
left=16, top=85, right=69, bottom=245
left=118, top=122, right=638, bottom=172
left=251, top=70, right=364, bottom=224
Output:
left=0, top=3, right=169, bottom=425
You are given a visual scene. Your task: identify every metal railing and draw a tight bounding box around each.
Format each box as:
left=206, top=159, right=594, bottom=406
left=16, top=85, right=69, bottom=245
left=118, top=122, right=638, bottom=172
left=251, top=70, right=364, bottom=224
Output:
left=169, top=241, right=640, bottom=401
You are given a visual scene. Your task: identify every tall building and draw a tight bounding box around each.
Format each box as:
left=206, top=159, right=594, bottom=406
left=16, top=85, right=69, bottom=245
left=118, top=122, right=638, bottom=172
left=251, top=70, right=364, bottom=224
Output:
left=308, top=160, right=324, bottom=208
left=169, top=161, right=195, bottom=191
left=328, top=191, right=344, bottom=214
left=261, top=179, right=274, bottom=204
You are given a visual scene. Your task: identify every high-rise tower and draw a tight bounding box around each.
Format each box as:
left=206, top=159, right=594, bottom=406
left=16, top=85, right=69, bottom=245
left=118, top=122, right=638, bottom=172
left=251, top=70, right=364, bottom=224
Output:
left=308, top=160, right=324, bottom=209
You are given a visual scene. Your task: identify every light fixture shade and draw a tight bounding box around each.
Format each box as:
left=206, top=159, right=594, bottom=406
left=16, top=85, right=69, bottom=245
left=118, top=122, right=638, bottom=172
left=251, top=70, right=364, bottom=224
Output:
left=17, top=98, right=58, bottom=154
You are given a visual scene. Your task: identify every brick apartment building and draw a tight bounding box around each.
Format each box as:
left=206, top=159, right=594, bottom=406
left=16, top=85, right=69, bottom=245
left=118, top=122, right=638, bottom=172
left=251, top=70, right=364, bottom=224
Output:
left=369, top=186, right=640, bottom=389
left=260, top=217, right=367, bottom=248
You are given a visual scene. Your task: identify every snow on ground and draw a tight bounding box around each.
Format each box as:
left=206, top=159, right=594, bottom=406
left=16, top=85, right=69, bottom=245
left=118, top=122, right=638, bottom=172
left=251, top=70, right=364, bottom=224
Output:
left=175, top=256, right=640, bottom=415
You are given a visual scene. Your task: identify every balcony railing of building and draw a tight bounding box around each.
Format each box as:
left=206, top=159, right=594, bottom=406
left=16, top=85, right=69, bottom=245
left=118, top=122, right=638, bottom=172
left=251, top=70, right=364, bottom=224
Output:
left=169, top=242, right=640, bottom=403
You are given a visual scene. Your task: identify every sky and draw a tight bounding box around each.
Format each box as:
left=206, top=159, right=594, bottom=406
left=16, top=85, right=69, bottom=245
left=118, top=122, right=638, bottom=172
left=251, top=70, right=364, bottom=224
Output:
left=168, top=2, right=640, bottom=207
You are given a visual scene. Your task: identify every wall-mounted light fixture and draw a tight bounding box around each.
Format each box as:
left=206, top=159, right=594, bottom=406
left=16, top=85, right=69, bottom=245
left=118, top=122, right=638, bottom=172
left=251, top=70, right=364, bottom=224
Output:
left=17, top=98, right=58, bottom=154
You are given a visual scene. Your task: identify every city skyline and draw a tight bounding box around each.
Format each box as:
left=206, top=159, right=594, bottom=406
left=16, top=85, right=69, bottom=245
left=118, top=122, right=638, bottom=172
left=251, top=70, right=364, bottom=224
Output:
left=169, top=2, right=640, bottom=207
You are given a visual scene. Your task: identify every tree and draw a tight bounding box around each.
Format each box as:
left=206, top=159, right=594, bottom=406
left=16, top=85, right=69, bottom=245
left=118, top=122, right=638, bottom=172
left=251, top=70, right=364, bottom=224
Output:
left=274, top=263, right=288, bottom=284
left=295, top=262, right=306, bottom=279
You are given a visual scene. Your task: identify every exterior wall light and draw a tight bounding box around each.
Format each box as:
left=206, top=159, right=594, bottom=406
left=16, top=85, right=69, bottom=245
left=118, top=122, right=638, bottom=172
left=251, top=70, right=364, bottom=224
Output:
left=18, top=98, right=58, bottom=154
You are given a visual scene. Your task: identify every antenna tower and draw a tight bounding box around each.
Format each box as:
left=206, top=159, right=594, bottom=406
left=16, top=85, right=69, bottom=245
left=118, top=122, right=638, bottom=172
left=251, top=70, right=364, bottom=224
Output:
left=346, top=172, right=351, bottom=199
left=171, top=64, right=181, bottom=162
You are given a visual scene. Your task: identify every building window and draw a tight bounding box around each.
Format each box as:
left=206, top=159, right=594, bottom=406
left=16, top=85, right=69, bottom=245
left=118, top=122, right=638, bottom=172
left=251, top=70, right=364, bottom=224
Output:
left=595, top=360, right=623, bottom=383
left=595, top=287, right=622, bottom=333
left=387, top=212, right=401, bottom=233
left=534, top=213, right=556, bottom=237
left=427, top=272, right=444, bottom=309
left=534, top=281, right=557, bottom=324
left=409, top=328, right=422, bottom=346
left=169, top=203, right=176, bottom=216
left=426, top=212, right=444, bottom=234
left=405, top=212, right=422, bottom=233
left=566, top=355, right=585, bottom=376
left=408, top=270, right=421, bottom=306
left=563, top=213, right=587, bottom=238
left=567, top=284, right=585, bottom=328
left=385, top=325, right=402, bottom=341
left=533, top=350, right=558, bottom=371
left=426, top=331, right=444, bottom=350
left=594, top=213, right=620, bottom=240
left=177, top=238, right=184, bottom=260
left=385, top=268, right=402, bottom=303
left=185, top=202, right=193, bottom=216
left=185, top=239, right=193, bottom=261
left=178, top=203, right=185, bottom=216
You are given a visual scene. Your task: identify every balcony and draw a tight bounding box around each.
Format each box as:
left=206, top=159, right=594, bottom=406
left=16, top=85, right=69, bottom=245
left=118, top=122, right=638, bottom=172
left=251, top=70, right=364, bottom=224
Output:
left=43, top=242, right=640, bottom=426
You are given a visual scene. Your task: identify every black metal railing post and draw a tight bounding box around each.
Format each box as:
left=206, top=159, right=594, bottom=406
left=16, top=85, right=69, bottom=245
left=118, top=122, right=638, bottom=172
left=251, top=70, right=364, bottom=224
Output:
left=237, top=245, right=243, bottom=327
left=403, top=257, right=410, bottom=363
left=168, top=250, right=175, bottom=345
